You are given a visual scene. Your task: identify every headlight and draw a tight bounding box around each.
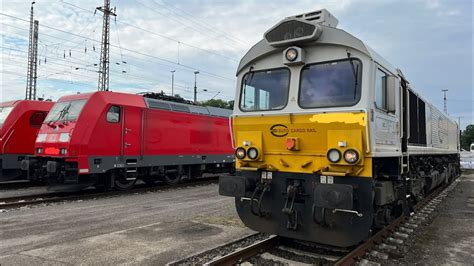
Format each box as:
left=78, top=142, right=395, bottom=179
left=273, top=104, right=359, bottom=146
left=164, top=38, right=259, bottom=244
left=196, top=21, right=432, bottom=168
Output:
left=60, top=148, right=67, bottom=155
left=59, top=133, right=70, bottom=142
left=36, top=133, right=47, bottom=143
left=327, top=149, right=341, bottom=163
left=344, top=149, right=359, bottom=164
left=235, top=147, right=246, bottom=159
left=36, top=148, right=43, bottom=154
left=285, top=48, right=298, bottom=61
left=247, top=147, right=259, bottom=160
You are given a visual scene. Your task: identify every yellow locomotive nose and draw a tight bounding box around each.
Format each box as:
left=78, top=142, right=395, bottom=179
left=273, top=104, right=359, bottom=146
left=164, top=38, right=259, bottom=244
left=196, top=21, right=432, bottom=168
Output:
left=232, top=112, right=370, bottom=177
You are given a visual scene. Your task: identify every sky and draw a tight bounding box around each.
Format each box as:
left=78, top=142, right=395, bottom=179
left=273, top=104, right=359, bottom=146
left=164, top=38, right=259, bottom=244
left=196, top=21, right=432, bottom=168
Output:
left=0, top=0, right=472, bottom=129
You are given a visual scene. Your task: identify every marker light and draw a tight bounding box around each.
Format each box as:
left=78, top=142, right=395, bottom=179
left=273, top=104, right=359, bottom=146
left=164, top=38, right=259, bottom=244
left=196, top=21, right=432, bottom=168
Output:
left=327, top=149, right=341, bottom=163
left=344, top=149, right=359, bottom=164
left=285, top=48, right=298, bottom=61
left=36, top=148, right=43, bottom=154
left=235, top=147, right=246, bottom=159
left=247, top=147, right=259, bottom=160
left=285, top=138, right=295, bottom=150
left=60, top=148, right=67, bottom=155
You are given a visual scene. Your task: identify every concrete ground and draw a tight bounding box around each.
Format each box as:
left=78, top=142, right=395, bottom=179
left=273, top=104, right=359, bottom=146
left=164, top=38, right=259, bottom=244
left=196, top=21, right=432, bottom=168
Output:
left=0, top=183, right=254, bottom=265
left=405, top=173, right=474, bottom=265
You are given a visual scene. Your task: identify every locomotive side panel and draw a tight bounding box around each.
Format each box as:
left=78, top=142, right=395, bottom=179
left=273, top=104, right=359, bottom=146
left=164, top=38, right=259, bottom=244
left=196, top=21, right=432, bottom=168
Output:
left=407, top=99, right=458, bottom=154
left=144, top=109, right=232, bottom=156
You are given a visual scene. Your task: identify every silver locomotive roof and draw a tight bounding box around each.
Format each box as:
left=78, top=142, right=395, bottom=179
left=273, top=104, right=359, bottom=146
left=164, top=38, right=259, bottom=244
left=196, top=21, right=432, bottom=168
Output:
left=237, top=9, right=378, bottom=75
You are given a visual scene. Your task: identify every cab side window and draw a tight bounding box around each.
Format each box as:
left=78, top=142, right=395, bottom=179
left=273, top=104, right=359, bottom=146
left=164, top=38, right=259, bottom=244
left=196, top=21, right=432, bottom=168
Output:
left=375, top=68, right=388, bottom=110
left=30, top=112, right=47, bottom=127
left=106, top=106, right=120, bottom=123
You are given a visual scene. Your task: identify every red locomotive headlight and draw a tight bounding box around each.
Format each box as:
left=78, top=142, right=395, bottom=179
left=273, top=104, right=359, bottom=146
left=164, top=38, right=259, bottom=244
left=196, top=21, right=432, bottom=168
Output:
left=36, top=148, right=43, bottom=154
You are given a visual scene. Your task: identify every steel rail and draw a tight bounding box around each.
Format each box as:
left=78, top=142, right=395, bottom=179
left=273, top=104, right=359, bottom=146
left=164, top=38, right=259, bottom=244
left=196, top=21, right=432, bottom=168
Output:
left=204, top=235, right=281, bottom=266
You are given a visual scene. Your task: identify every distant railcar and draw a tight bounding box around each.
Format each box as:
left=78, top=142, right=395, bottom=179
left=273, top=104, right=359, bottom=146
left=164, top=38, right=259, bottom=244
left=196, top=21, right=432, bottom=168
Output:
left=22, top=91, right=234, bottom=191
left=0, top=100, right=53, bottom=181
left=219, top=9, right=460, bottom=247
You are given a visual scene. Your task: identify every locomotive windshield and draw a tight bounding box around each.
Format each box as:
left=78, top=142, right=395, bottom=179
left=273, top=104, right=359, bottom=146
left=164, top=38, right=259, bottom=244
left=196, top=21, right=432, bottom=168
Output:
left=299, top=59, right=362, bottom=108
left=0, top=106, right=14, bottom=128
left=240, top=68, right=290, bottom=111
left=44, top=99, right=87, bottom=123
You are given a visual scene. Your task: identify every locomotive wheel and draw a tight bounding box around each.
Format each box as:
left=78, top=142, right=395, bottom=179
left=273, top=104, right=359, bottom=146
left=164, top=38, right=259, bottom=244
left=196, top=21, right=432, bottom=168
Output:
left=164, top=171, right=181, bottom=185
left=113, top=172, right=137, bottom=190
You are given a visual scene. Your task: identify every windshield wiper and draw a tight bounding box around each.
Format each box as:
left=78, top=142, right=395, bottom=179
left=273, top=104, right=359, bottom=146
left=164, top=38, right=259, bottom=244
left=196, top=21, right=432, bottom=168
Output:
left=47, top=104, right=71, bottom=127
left=245, top=65, right=255, bottom=86
left=347, top=52, right=359, bottom=99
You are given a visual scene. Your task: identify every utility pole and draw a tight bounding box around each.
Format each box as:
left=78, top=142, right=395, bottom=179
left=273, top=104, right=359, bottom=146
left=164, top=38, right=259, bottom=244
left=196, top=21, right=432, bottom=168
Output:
left=442, top=89, right=448, bottom=114
left=457, top=116, right=463, bottom=129
left=96, top=0, right=116, bottom=91
left=193, top=71, right=199, bottom=103
left=170, top=70, right=175, bottom=96
left=26, top=1, right=39, bottom=100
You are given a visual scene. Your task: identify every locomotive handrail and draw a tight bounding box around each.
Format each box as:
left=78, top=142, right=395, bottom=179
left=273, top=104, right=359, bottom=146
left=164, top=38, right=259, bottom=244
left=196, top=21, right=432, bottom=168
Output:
left=406, top=88, right=411, bottom=140
left=229, top=114, right=236, bottom=149
left=399, top=82, right=403, bottom=139
left=364, top=109, right=371, bottom=154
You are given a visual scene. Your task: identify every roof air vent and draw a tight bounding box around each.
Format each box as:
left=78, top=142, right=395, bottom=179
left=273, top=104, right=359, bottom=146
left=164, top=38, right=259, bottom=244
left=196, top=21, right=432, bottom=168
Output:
left=264, top=9, right=338, bottom=47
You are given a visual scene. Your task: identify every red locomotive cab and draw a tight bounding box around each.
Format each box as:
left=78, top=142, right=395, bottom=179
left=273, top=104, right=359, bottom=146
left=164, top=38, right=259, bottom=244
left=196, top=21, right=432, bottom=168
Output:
left=0, top=100, right=54, bottom=181
left=34, top=96, right=89, bottom=158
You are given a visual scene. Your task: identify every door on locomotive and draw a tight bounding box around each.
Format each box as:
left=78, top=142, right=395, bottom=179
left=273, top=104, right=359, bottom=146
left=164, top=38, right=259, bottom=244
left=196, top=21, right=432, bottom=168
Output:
left=122, top=107, right=142, bottom=156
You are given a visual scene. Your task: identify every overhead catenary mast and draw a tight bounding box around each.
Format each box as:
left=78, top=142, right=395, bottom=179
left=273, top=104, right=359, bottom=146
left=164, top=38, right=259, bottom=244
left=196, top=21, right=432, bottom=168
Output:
left=96, top=0, right=116, bottom=91
left=25, top=1, right=39, bottom=100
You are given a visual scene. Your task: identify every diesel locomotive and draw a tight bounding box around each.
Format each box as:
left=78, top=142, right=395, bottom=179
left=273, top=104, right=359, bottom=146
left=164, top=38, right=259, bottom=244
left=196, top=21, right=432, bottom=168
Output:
left=0, top=100, right=53, bottom=181
left=219, top=9, right=460, bottom=247
left=21, top=91, right=234, bottom=191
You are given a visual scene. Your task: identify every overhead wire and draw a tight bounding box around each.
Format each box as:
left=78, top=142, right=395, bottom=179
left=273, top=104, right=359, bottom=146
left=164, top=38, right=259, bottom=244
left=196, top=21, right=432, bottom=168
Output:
left=0, top=12, right=236, bottom=82
left=60, top=0, right=240, bottom=63
left=152, top=0, right=251, bottom=47
left=4, top=46, right=221, bottom=97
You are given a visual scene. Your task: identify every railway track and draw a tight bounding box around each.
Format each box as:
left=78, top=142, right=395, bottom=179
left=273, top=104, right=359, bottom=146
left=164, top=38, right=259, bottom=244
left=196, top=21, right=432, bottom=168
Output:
left=0, top=177, right=218, bottom=210
left=175, top=178, right=460, bottom=266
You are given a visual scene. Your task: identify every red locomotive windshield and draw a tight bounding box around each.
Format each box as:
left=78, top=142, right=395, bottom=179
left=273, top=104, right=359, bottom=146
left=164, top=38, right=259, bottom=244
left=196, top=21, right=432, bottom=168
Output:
left=44, top=99, right=87, bottom=124
left=0, top=106, right=14, bottom=128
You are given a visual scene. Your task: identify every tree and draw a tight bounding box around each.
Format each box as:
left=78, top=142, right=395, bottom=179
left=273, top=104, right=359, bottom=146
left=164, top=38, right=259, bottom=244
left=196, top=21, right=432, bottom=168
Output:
left=200, top=99, right=233, bottom=110
left=460, top=124, right=474, bottom=151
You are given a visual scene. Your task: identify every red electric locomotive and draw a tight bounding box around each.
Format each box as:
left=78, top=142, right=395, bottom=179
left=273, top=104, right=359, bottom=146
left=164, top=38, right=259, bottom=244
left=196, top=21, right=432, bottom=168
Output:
left=1, top=100, right=54, bottom=181
left=21, top=91, right=234, bottom=191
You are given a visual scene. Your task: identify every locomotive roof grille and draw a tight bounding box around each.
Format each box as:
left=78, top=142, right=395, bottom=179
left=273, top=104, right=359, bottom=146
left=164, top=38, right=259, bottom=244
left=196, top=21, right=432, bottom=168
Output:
left=144, top=97, right=232, bottom=118
left=264, top=9, right=338, bottom=47
left=293, top=9, right=338, bottom=27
